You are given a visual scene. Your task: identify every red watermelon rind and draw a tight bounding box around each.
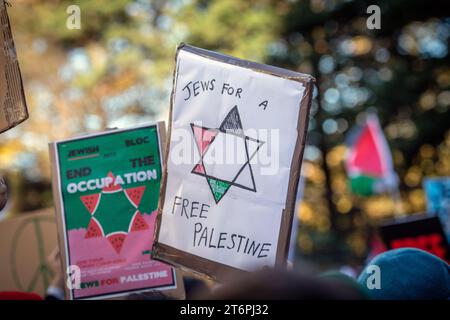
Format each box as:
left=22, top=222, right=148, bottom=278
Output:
left=102, top=172, right=123, bottom=193
left=107, top=232, right=127, bottom=254
left=128, top=211, right=149, bottom=232
left=85, top=218, right=104, bottom=239
left=125, top=186, right=146, bottom=208
left=80, top=193, right=101, bottom=215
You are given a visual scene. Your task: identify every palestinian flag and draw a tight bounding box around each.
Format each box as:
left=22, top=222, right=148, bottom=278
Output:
left=345, top=114, right=398, bottom=196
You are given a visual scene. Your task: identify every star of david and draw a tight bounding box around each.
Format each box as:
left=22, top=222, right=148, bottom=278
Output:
left=191, top=106, right=265, bottom=204
left=80, top=172, right=149, bottom=254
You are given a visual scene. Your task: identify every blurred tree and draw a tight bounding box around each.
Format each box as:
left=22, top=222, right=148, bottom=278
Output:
left=1, top=0, right=283, bottom=211
left=271, top=0, right=450, bottom=264
left=0, top=0, right=449, bottom=266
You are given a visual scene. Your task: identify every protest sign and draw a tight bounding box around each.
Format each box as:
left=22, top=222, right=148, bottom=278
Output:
left=0, top=208, right=58, bottom=297
left=50, top=123, right=183, bottom=299
left=423, top=178, right=450, bottom=240
left=378, top=214, right=450, bottom=263
left=153, top=44, right=315, bottom=280
left=288, top=169, right=306, bottom=264
left=0, top=2, right=28, bottom=134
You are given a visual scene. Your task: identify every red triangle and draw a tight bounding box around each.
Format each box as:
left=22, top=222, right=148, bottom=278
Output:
left=80, top=194, right=100, bottom=215
left=85, top=218, right=103, bottom=238
left=129, top=211, right=149, bottom=232
left=125, top=186, right=146, bottom=207
left=349, top=125, right=384, bottom=177
left=102, top=172, right=122, bottom=192
left=193, top=125, right=217, bottom=156
left=193, top=163, right=206, bottom=174
left=107, top=233, right=127, bottom=254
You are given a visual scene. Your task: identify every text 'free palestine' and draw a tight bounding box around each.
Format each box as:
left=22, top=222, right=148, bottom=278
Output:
left=171, top=195, right=272, bottom=259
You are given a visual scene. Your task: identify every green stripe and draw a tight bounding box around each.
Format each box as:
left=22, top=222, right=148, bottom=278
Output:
left=349, top=175, right=377, bottom=196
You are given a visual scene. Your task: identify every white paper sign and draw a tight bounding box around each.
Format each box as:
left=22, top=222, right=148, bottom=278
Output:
left=157, top=47, right=309, bottom=272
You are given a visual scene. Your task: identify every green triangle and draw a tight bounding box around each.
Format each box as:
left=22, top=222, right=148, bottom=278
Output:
left=207, top=178, right=231, bottom=203
left=349, top=175, right=377, bottom=196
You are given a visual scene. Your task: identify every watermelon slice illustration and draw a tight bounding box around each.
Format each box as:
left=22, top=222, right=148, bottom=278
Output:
left=102, top=172, right=122, bottom=193
left=129, top=211, right=149, bottom=232
left=80, top=193, right=101, bottom=215
left=85, top=218, right=104, bottom=238
left=107, top=232, right=127, bottom=254
left=81, top=177, right=151, bottom=255
left=125, top=186, right=146, bottom=208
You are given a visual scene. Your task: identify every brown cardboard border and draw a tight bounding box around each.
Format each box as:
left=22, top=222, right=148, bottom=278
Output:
left=0, top=2, right=28, bottom=134
left=49, top=122, right=184, bottom=299
left=153, top=43, right=315, bottom=282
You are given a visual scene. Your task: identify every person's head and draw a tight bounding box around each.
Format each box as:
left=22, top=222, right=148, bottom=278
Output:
left=357, top=248, right=450, bottom=300
left=200, top=269, right=366, bottom=300
left=0, top=291, right=42, bottom=300
left=183, top=276, right=211, bottom=299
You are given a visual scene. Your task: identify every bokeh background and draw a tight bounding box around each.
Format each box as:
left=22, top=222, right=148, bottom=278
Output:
left=1, top=0, right=450, bottom=270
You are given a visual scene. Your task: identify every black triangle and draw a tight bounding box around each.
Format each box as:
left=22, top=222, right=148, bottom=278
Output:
left=219, top=106, right=244, bottom=134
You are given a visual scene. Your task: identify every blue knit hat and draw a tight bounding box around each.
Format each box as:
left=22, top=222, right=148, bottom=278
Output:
left=357, top=248, right=450, bottom=300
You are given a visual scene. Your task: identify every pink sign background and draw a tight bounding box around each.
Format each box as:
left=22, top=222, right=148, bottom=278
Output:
left=68, top=211, right=175, bottom=299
